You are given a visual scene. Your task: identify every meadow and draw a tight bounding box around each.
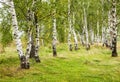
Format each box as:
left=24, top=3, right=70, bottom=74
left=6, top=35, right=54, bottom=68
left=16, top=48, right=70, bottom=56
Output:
left=0, top=43, right=120, bottom=82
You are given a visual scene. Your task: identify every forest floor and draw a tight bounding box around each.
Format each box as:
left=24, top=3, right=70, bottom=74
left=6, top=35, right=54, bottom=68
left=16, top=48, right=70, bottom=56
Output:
left=0, top=43, right=120, bottom=82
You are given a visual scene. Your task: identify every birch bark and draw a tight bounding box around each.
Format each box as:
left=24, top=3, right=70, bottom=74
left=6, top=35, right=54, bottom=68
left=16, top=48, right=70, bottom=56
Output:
left=34, top=13, right=41, bottom=62
left=72, top=12, right=78, bottom=50
left=68, top=0, right=72, bottom=51
left=52, top=0, right=57, bottom=56
left=111, top=0, right=118, bottom=57
left=83, top=7, right=90, bottom=50
left=9, top=0, right=30, bottom=69
left=28, top=0, right=40, bottom=62
left=97, top=10, right=100, bottom=44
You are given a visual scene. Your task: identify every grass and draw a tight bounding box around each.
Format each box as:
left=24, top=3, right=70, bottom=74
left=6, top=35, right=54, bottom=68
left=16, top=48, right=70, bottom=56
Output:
left=0, top=43, right=120, bottom=82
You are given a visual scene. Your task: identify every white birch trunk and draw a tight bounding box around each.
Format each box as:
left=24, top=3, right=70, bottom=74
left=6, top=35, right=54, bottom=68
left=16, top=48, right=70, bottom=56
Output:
left=111, top=0, right=118, bottom=57
left=72, top=12, right=78, bottom=50
left=78, top=31, right=85, bottom=46
left=68, top=0, right=72, bottom=51
left=34, top=13, right=41, bottom=62
left=83, top=7, right=90, bottom=50
left=25, top=28, right=32, bottom=65
left=28, top=0, right=40, bottom=62
left=90, top=28, right=94, bottom=45
left=97, top=10, right=101, bottom=44
left=80, top=14, right=85, bottom=46
left=33, top=0, right=40, bottom=62
left=52, top=0, right=57, bottom=56
left=97, top=16, right=100, bottom=44
left=10, top=0, right=24, bottom=57
left=28, top=0, right=36, bottom=59
left=9, top=0, right=29, bottom=69
left=102, top=26, right=106, bottom=46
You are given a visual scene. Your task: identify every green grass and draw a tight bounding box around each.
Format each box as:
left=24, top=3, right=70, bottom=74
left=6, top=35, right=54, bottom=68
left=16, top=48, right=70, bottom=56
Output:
left=0, top=43, right=120, bottom=82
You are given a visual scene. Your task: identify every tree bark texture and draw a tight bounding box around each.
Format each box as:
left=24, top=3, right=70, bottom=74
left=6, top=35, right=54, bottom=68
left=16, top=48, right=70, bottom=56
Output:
left=111, top=0, right=118, bottom=57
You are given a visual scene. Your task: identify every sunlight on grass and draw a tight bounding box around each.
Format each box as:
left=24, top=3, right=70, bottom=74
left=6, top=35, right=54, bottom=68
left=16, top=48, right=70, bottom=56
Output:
left=0, top=43, right=120, bottom=82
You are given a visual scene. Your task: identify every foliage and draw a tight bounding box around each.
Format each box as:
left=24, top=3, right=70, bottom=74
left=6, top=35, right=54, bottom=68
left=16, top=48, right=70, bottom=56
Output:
left=0, top=6, right=13, bottom=47
left=0, top=0, right=120, bottom=45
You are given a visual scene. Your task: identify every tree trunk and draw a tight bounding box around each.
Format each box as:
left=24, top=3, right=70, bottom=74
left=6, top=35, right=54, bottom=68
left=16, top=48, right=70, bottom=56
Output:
left=90, top=28, right=94, bottom=45
left=78, top=32, right=85, bottom=46
left=26, top=4, right=36, bottom=59
left=25, top=27, right=32, bottom=69
left=52, top=0, right=57, bottom=56
left=111, top=0, right=118, bottom=57
left=83, top=7, right=90, bottom=50
left=80, top=13, right=85, bottom=46
left=34, top=13, right=41, bottom=62
left=27, top=0, right=40, bottom=62
left=72, top=12, right=78, bottom=50
left=102, top=26, right=106, bottom=46
left=97, top=10, right=100, bottom=44
left=10, top=0, right=29, bottom=69
left=68, top=0, right=72, bottom=51
left=108, top=10, right=112, bottom=49
left=29, top=34, right=36, bottom=58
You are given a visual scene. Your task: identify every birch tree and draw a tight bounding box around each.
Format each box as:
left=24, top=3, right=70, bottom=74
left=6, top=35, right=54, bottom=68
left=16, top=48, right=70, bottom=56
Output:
left=9, top=0, right=31, bottom=69
left=34, top=12, right=41, bottom=62
left=90, top=28, right=94, bottom=45
left=68, top=0, right=72, bottom=51
left=96, top=10, right=100, bottom=44
left=72, top=12, right=78, bottom=50
left=29, top=0, right=40, bottom=62
left=80, top=14, right=86, bottom=46
left=108, top=10, right=112, bottom=48
left=52, top=0, right=57, bottom=56
left=110, top=0, right=118, bottom=57
left=83, top=5, right=90, bottom=50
